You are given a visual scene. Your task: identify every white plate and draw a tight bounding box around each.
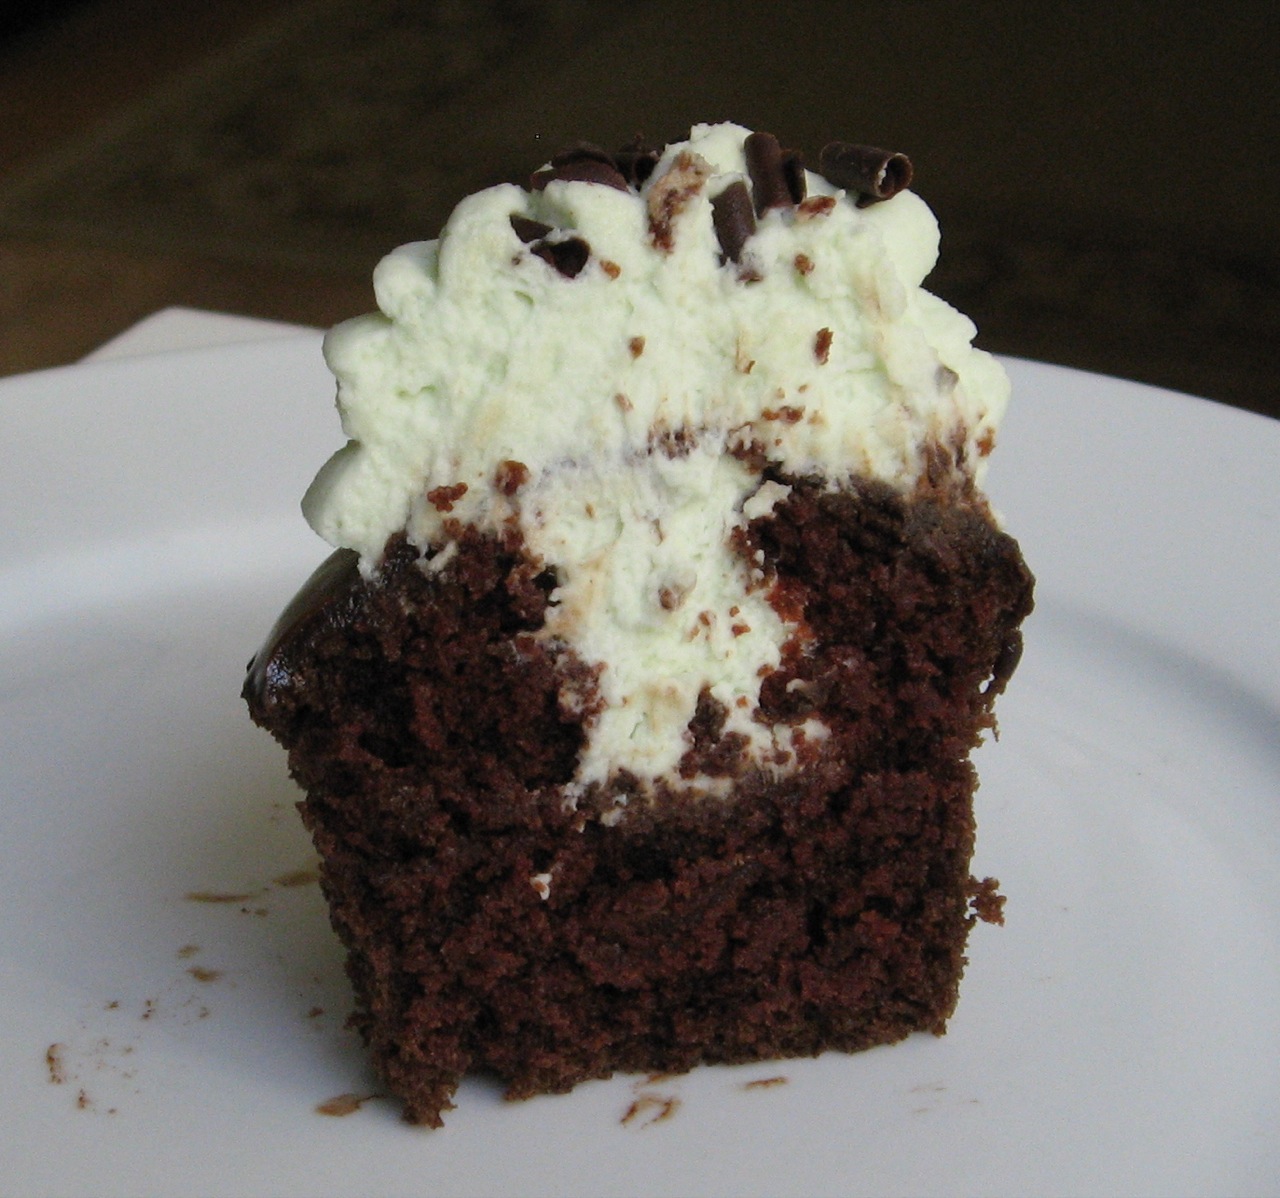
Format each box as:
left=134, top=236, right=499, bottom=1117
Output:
left=2, top=339, right=1278, bottom=1198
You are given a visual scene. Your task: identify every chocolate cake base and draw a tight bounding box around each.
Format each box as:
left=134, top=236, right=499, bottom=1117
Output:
left=245, top=477, right=1032, bottom=1126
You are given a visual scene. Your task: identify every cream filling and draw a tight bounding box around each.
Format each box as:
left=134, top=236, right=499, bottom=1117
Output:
left=302, top=122, right=1009, bottom=793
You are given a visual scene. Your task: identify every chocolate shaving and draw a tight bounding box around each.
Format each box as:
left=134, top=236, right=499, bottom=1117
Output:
left=782, top=152, right=806, bottom=204
left=744, top=132, right=806, bottom=214
left=532, top=236, right=591, bottom=278
left=510, top=214, right=553, bottom=244
left=818, top=142, right=913, bottom=206
left=613, top=135, right=660, bottom=187
left=534, top=158, right=629, bottom=191
left=710, top=179, right=756, bottom=263
left=531, top=142, right=630, bottom=192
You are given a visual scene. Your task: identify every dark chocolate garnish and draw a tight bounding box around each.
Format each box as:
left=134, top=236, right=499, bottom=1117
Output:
left=782, top=152, right=807, bottom=206
left=613, top=136, right=660, bottom=187
left=532, top=236, right=591, bottom=278
left=744, top=132, right=806, bottom=215
left=510, top=214, right=554, bottom=243
left=710, top=179, right=756, bottom=263
left=531, top=143, right=629, bottom=192
left=817, top=142, right=913, bottom=206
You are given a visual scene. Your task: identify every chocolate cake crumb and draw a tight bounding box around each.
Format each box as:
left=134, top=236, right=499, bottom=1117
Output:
left=46, top=1043, right=66, bottom=1085
left=426, top=483, right=468, bottom=513
left=649, top=423, right=697, bottom=458
left=273, top=867, right=318, bottom=888
left=640, top=1071, right=677, bottom=1086
left=495, top=460, right=531, bottom=496
left=814, top=328, right=833, bottom=364
left=648, top=151, right=711, bottom=252
left=968, top=876, right=1007, bottom=925
left=796, top=195, right=837, bottom=220
left=621, top=1092, right=682, bottom=1127
left=316, top=1092, right=376, bottom=1117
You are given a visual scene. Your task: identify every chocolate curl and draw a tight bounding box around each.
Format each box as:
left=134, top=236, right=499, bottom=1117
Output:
left=531, top=236, right=591, bottom=278
left=744, top=132, right=806, bottom=215
left=511, top=213, right=592, bottom=278
left=818, top=142, right=913, bottom=206
left=531, top=143, right=629, bottom=192
left=710, top=180, right=756, bottom=263
left=613, top=135, right=660, bottom=187
left=782, top=152, right=807, bottom=205
left=510, top=214, right=554, bottom=243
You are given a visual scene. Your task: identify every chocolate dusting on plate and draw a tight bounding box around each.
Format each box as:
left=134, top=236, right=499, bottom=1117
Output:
left=742, top=1075, right=789, bottom=1090
left=316, top=1092, right=378, bottom=1117
left=620, top=1091, right=682, bottom=1128
left=46, top=1043, right=67, bottom=1085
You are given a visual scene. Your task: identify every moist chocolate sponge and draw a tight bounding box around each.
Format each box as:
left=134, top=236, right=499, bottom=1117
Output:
left=245, top=476, right=1032, bottom=1126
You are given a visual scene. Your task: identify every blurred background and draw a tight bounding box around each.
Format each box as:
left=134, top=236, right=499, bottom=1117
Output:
left=1, top=0, right=1276, bottom=417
